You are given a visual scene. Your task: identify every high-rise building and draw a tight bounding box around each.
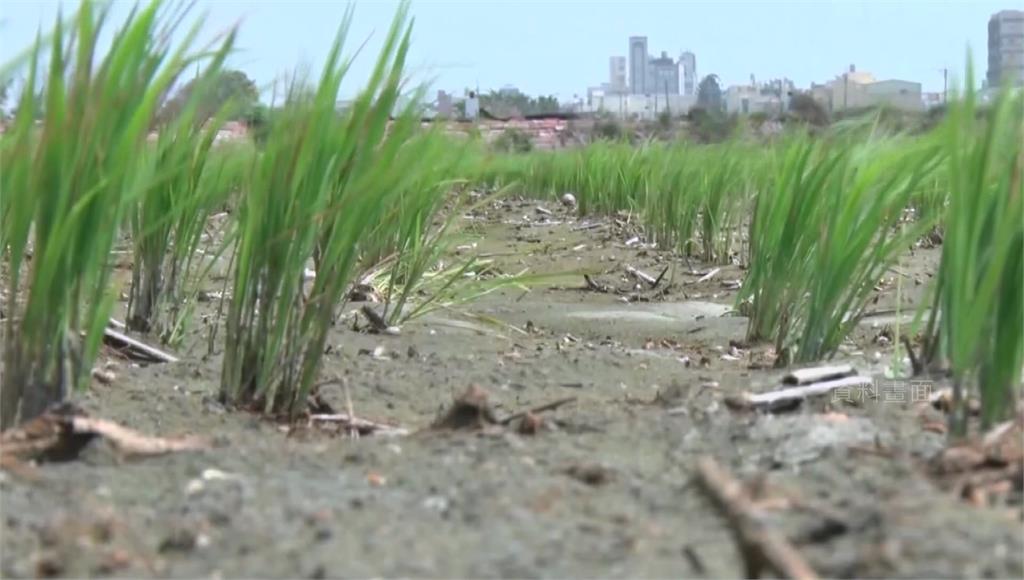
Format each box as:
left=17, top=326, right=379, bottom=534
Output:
left=680, top=51, right=697, bottom=96
left=609, top=56, right=627, bottom=92
left=988, top=10, right=1024, bottom=88
left=629, top=36, right=648, bottom=94
left=649, top=51, right=680, bottom=95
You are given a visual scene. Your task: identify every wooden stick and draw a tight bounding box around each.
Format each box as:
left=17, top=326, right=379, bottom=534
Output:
left=308, top=413, right=409, bottom=437
left=696, top=457, right=818, bottom=580
left=572, top=222, right=604, bottom=232
left=651, top=265, right=670, bottom=289
left=782, top=364, right=855, bottom=386
left=729, top=375, right=872, bottom=411
left=102, top=327, right=178, bottom=363
left=625, top=265, right=658, bottom=287
left=69, top=417, right=205, bottom=456
left=499, top=396, right=577, bottom=425
left=696, top=267, right=721, bottom=283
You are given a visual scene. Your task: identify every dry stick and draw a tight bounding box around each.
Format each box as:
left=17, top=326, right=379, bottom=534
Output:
left=308, top=414, right=409, bottom=436
left=499, top=396, right=578, bottom=425
left=696, top=457, right=819, bottom=580
left=571, top=222, right=604, bottom=232
left=750, top=375, right=871, bottom=407
left=651, top=265, right=670, bottom=289
left=696, top=267, right=721, bottom=284
left=70, top=417, right=205, bottom=456
left=102, top=327, right=178, bottom=363
left=625, top=265, right=658, bottom=287
left=782, top=364, right=855, bottom=386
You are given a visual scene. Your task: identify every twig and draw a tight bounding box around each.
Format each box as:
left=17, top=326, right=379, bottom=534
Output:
left=69, top=416, right=206, bottom=456
left=308, top=413, right=409, bottom=437
left=651, top=265, right=670, bottom=289
left=625, top=265, right=658, bottom=287
left=782, top=364, right=855, bottom=386
left=499, top=396, right=578, bottom=425
left=695, top=267, right=721, bottom=284
left=726, top=375, right=873, bottom=412
left=571, top=222, right=604, bottom=232
left=696, top=457, right=818, bottom=580
left=102, top=327, right=178, bottom=363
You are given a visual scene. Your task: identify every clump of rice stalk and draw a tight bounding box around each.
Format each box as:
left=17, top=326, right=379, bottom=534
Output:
left=127, top=46, right=242, bottom=340
left=739, top=130, right=942, bottom=364
left=220, top=1, right=443, bottom=417
left=697, top=146, right=745, bottom=263
left=0, top=0, right=225, bottom=428
left=921, top=70, right=1023, bottom=432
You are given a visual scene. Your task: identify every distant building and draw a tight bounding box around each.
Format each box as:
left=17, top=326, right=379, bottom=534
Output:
left=921, top=92, right=944, bottom=110
left=585, top=93, right=696, bottom=119
left=988, top=10, right=1024, bottom=88
left=464, top=91, right=480, bottom=120
left=436, top=90, right=453, bottom=118
left=649, top=51, right=680, bottom=96
left=723, top=78, right=793, bottom=115
left=815, top=65, right=923, bottom=113
left=679, top=51, right=697, bottom=96
left=629, top=36, right=649, bottom=94
left=609, top=56, right=627, bottom=93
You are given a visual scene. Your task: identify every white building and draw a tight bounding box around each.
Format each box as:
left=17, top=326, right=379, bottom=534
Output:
left=629, top=36, right=649, bottom=95
left=680, top=51, right=697, bottom=96
left=585, top=92, right=696, bottom=120
left=816, top=66, right=923, bottom=112
left=609, top=57, right=627, bottom=92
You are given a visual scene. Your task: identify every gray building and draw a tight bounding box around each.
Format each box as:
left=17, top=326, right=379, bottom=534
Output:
left=629, top=36, right=648, bottom=94
left=609, top=56, right=627, bottom=92
left=649, top=51, right=679, bottom=95
left=680, top=51, right=697, bottom=96
left=988, top=10, right=1024, bottom=88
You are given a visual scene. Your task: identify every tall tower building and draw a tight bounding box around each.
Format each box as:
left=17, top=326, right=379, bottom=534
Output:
left=609, top=56, right=627, bottom=92
left=650, top=51, right=680, bottom=95
left=680, top=51, right=697, bottom=96
left=988, top=10, right=1024, bottom=88
left=629, top=36, right=649, bottom=94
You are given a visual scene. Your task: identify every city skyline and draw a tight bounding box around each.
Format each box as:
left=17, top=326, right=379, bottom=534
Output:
left=0, top=1, right=1015, bottom=101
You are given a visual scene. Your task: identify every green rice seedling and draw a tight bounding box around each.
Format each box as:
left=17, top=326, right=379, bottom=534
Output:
left=922, top=71, right=1023, bottom=431
left=0, top=0, right=225, bottom=428
left=739, top=130, right=942, bottom=363
left=221, top=1, right=446, bottom=417
left=643, top=146, right=700, bottom=254
left=697, top=145, right=745, bottom=263
left=127, top=44, right=241, bottom=339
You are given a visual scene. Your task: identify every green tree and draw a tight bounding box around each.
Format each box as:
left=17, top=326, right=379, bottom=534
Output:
left=158, top=69, right=259, bottom=124
left=697, top=74, right=723, bottom=112
left=788, top=92, right=829, bottom=126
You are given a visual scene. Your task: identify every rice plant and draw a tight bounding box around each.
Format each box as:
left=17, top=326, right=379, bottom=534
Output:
left=739, top=130, right=942, bottom=363
left=0, top=0, right=223, bottom=428
left=922, top=70, right=1023, bottom=432
left=220, top=1, right=446, bottom=417
left=127, top=41, right=241, bottom=340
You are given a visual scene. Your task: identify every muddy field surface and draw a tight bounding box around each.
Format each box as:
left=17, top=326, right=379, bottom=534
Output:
left=2, top=198, right=1021, bottom=578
